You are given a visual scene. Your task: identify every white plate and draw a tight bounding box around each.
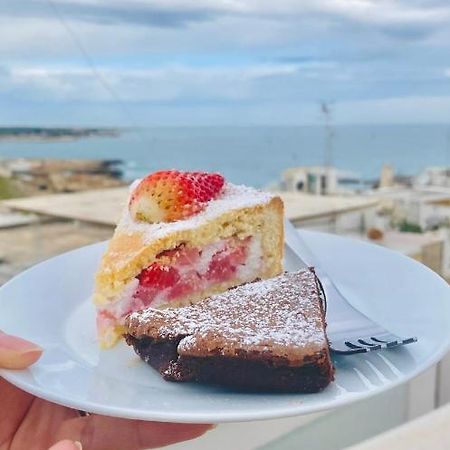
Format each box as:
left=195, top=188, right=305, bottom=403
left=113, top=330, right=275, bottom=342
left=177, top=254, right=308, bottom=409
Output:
left=1, top=231, right=450, bottom=423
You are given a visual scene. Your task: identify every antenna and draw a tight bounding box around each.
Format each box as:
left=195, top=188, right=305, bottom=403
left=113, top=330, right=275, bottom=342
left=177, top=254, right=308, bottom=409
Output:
left=446, top=127, right=450, bottom=167
left=320, top=101, right=334, bottom=169
left=446, top=127, right=450, bottom=184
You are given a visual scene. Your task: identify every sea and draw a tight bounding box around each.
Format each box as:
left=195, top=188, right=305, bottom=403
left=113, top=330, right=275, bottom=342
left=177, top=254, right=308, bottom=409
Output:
left=0, top=124, right=449, bottom=187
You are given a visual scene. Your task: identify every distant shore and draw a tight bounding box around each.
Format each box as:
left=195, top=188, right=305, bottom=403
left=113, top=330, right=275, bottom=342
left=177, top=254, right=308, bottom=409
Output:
left=0, top=127, right=120, bottom=142
left=0, top=158, right=125, bottom=199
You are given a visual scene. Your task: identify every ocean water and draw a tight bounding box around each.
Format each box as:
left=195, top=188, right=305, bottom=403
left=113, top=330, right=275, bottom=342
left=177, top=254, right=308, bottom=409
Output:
left=0, top=124, right=449, bottom=187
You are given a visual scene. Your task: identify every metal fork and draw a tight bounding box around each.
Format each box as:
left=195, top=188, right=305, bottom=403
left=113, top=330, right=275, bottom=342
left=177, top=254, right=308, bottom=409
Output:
left=284, top=219, right=417, bottom=355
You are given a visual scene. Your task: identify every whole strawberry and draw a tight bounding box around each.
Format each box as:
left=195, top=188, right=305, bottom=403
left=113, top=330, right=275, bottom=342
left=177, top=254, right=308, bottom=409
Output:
left=129, top=170, right=225, bottom=223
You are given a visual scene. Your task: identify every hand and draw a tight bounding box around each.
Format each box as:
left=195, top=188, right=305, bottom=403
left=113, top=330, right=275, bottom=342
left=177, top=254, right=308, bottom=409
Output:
left=0, top=331, right=212, bottom=450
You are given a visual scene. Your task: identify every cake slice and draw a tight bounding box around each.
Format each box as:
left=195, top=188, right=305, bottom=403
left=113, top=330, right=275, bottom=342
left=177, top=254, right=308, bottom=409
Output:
left=94, top=170, right=283, bottom=348
left=125, top=269, right=334, bottom=393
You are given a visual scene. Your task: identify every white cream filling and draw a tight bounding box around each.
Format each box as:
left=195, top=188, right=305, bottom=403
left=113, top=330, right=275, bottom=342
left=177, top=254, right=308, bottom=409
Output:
left=101, top=278, right=139, bottom=317
left=236, top=237, right=263, bottom=281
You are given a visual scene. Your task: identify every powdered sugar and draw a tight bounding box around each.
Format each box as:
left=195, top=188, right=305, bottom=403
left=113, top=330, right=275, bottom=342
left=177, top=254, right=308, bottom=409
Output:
left=127, top=269, right=327, bottom=360
left=117, top=182, right=274, bottom=244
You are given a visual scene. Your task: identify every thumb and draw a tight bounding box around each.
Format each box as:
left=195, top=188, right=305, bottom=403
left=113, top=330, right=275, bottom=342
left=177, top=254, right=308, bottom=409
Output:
left=0, top=330, right=42, bottom=369
left=49, top=440, right=82, bottom=450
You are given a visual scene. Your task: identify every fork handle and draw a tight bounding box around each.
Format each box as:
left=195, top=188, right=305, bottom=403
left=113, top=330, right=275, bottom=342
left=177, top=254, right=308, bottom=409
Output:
left=284, top=220, right=382, bottom=335
left=284, top=219, right=319, bottom=269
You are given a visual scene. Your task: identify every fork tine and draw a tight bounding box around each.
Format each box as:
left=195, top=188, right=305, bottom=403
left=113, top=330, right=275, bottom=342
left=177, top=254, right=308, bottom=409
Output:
left=402, top=337, right=418, bottom=345
left=370, top=334, right=417, bottom=348
left=330, top=335, right=417, bottom=354
left=329, top=339, right=378, bottom=354
left=371, top=335, right=400, bottom=343
left=345, top=341, right=364, bottom=350
left=371, top=337, right=389, bottom=343
left=383, top=336, right=418, bottom=348
left=356, top=339, right=382, bottom=351
left=343, top=343, right=367, bottom=354
left=358, top=339, right=377, bottom=347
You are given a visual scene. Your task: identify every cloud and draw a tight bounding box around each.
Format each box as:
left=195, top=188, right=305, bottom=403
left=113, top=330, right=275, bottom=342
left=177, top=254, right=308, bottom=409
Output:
left=1, top=0, right=450, bottom=125
left=0, top=0, right=218, bottom=28
left=2, top=0, right=450, bottom=60
left=3, top=0, right=450, bottom=37
left=2, top=63, right=302, bottom=102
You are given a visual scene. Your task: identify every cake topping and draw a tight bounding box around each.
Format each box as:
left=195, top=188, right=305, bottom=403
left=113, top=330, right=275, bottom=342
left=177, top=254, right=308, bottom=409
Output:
left=120, top=182, right=275, bottom=245
left=128, top=170, right=225, bottom=223
left=126, top=269, right=328, bottom=365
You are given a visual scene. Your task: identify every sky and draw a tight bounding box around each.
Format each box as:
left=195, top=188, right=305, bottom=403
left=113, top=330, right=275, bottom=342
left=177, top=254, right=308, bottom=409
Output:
left=1, top=0, right=450, bottom=126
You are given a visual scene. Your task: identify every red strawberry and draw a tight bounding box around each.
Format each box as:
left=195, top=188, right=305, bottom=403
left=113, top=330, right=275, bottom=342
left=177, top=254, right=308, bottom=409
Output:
left=129, top=170, right=225, bottom=223
left=156, top=244, right=200, bottom=266
left=137, top=263, right=180, bottom=289
left=168, top=271, right=202, bottom=300
left=206, top=240, right=249, bottom=282
left=206, top=252, right=236, bottom=282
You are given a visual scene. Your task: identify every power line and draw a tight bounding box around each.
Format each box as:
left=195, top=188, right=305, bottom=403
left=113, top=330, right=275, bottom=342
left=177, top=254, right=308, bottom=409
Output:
left=45, top=0, right=148, bottom=144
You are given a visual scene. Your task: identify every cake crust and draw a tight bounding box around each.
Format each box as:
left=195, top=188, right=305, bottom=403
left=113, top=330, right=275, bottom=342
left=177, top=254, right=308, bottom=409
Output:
left=125, top=269, right=335, bottom=392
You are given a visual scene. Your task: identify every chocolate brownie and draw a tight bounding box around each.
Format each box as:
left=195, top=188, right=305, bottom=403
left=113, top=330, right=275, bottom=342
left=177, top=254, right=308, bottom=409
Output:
left=125, top=268, right=334, bottom=393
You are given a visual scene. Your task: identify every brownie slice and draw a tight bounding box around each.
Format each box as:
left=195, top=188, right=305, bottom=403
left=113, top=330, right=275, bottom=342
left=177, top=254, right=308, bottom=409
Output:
left=125, top=268, right=334, bottom=393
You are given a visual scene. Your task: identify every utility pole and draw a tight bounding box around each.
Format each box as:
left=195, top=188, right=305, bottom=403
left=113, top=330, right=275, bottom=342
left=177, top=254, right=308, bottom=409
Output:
left=446, top=127, right=450, bottom=186
left=446, top=127, right=450, bottom=167
left=320, top=101, right=334, bottom=194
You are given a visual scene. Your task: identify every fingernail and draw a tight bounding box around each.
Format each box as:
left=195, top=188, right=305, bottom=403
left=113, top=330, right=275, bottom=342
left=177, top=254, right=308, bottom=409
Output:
left=0, top=333, right=42, bottom=352
left=48, top=440, right=82, bottom=450
left=0, top=333, right=42, bottom=369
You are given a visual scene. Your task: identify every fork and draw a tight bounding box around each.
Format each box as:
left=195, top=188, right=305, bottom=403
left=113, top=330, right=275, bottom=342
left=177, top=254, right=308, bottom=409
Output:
left=284, top=219, right=417, bottom=355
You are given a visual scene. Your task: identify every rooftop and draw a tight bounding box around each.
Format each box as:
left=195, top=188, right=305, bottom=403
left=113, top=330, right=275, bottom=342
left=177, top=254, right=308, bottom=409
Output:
left=2, top=188, right=379, bottom=227
left=278, top=191, right=378, bottom=222
left=1, top=187, right=128, bottom=226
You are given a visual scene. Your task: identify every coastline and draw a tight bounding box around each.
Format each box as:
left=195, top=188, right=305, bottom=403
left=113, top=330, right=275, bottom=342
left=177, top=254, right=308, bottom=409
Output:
left=0, top=127, right=120, bottom=142
left=0, top=124, right=449, bottom=187
left=0, top=158, right=125, bottom=199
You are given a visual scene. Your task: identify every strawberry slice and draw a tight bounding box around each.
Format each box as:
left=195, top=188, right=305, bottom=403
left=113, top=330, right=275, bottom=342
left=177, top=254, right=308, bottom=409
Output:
left=133, top=263, right=181, bottom=307
left=156, top=244, right=201, bottom=266
left=206, top=240, right=249, bottom=282
left=129, top=170, right=225, bottom=223
left=169, top=271, right=202, bottom=300
left=137, top=263, right=180, bottom=289
left=206, top=251, right=236, bottom=282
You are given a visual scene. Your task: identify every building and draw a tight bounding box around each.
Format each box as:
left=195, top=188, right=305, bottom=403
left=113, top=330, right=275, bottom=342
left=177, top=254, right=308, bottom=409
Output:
left=415, top=166, right=450, bottom=189
left=280, top=166, right=363, bottom=195
left=274, top=191, right=378, bottom=233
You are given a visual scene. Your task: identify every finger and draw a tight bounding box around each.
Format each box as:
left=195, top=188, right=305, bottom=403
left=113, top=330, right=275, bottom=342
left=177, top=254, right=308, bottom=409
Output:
left=55, top=415, right=213, bottom=450
left=0, top=378, right=35, bottom=447
left=49, top=440, right=82, bottom=450
left=9, top=395, right=80, bottom=450
left=0, top=331, right=42, bottom=369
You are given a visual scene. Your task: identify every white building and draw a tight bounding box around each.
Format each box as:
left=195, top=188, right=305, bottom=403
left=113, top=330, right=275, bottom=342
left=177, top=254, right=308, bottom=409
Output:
left=415, top=166, right=450, bottom=189
left=281, top=166, right=362, bottom=195
left=278, top=191, right=379, bottom=234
